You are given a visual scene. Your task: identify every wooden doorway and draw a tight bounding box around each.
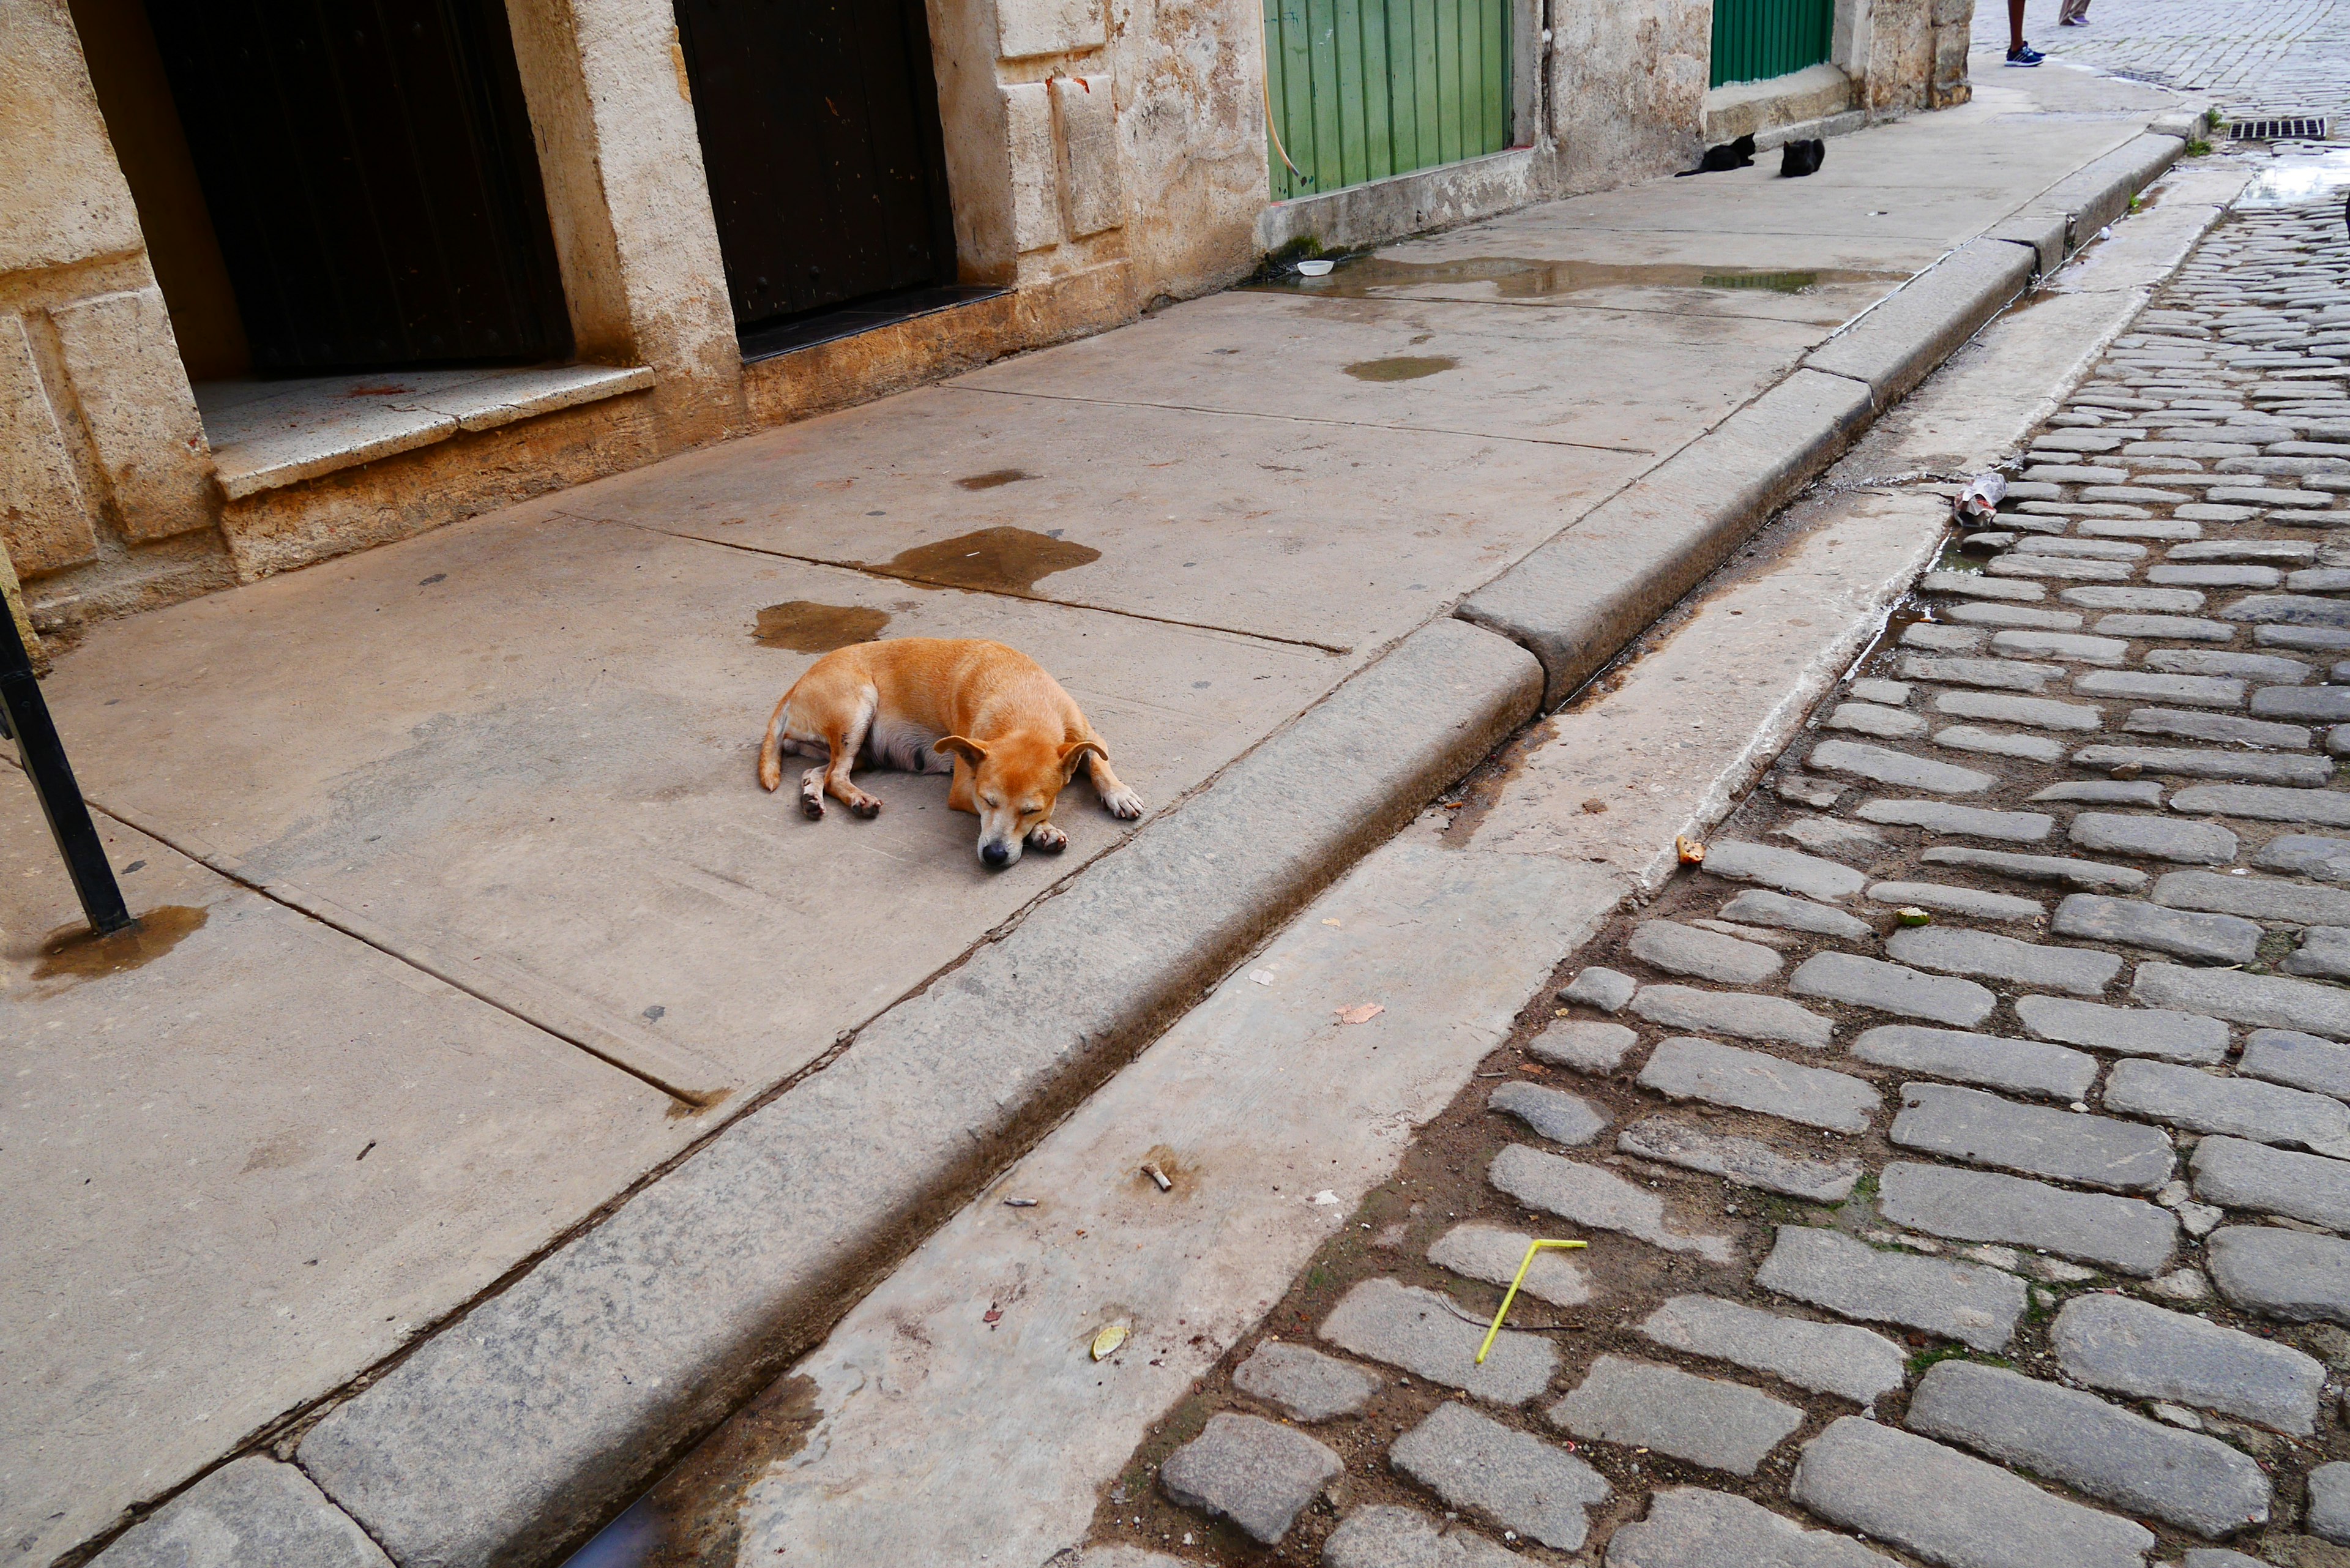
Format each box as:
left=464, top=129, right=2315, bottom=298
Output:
left=671, top=0, right=961, bottom=336
left=142, top=0, right=573, bottom=373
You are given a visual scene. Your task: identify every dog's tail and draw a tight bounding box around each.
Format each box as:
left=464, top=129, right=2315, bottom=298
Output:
left=758, top=693, right=794, bottom=792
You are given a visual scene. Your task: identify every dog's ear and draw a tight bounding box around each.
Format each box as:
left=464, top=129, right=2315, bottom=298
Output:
left=1058, top=739, right=1106, bottom=779
left=933, top=735, right=989, bottom=767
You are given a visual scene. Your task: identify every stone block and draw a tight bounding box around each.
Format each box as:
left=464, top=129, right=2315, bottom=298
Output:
left=1003, top=84, right=1062, bottom=251
left=1877, top=1162, right=2176, bottom=1275
left=1884, top=927, right=2120, bottom=997
left=1628, top=920, right=1783, bottom=984
left=2256, top=835, right=2350, bottom=882
left=2308, top=1463, right=2350, bottom=1545
left=1322, top=1506, right=1516, bottom=1567
left=1789, top=1416, right=2155, bottom=1568
left=1390, top=1402, right=1608, bottom=1550
left=2053, top=1291, right=2324, bottom=1432
left=1889, top=1086, right=2162, bottom=1194
left=2124, top=707, right=2312, bottom=750
left=87, top=1458, right=389, bottom=1568
left=1548, top=1356, right=1802, bottom=1476
left=1561, top=966, right=1636, bottom=1012
left=1051, top=76, right=1123, bottom=236
left=50, top=287, right=216, bottom=541
left=1490, top=1143, right=1737, bottom=1263
left=2193, top=1137, right=2350, bottom=1234
left=1428, top=1223, right=1591, bottom=1305
left=1529, top=1017, right=1638, bottom=1073
left=2206, top=1225, right=2350, bottom=1329
left=1630, top=985, right=1835, bottom=1048
left=2051, top=894, right=2261, bottom=964
left=1788, top=952, right=1994, bottom=1027
left=1863, top=882, right=2042, bottom=922
left=1718, top=890, right=1871, bottom=938
left=1488, top=1081, right=1608, bottom=1145
left=2105, top=1058, right=2350, bottom=1158
left=1638, top=1295, right=1904, bottom=1405
left=1920, top=847, right=2147, bottom=890
left=1319, top=1277, right=1557, bottom=1405
left=1808, top=741, right=1999, bottom=794
left=2012, top=994, right=2228, bottom=1062
left=1615, top=1118, right=1862, bottom=1204
left=2067, top=813, right=2239, bottom=865
left=2169, top=785, right=2350, bottom=827
left=1638, top=1036, right=1878, bottom=1133
left=2286, top=928, right=2350, bottom=982
left=1826, top=701, right=1926, bottom=739
left=2241, top=1029, right=2350, bottom=1100
left=2135, top=962, right=2350, bottom=1039
left=1233, top=1341, right=1378, bottom=1422
left=2155, top=870, right=2350, bottom=926
left=1605, top=1487, right=1895, bottom=1567
left=1906, top=1359, right=2270, bottom=1537
left=1158, top=1412, right=1339, bottom=1544
left=1852, top=1025, right=2095, bottom=1102
left=0, top=312, right=96, bottom=574
left=1851, top=799, right=2052, bottom=840
left=996, top=0, right=1106, bottom=56
left=2077, top=744, right=2333, bottom=786
left=1703, top=840, right=1866, bottom=901
left=1755, top=1225, right=2026, bottom=1352
left=1981, top=632, right=2127, bottom=668
left=2077, top=670, right=2242, bottom=707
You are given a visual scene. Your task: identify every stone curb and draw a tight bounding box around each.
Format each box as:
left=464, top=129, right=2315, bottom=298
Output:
left=1450, top=132, right=2184, bottom=711
left=288, top=618, right=1542, bottom=1568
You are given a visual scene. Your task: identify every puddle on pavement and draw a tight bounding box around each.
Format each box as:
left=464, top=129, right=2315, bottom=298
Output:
left=752, top=601, right=891, bottom=652
left=28, top=905, right=207, bottom=983
left=1256, top=254, right=1906, bottom=301
left=1343, top=354, right=1458, bottom=381
left=955, top=468, right=1037, bottom=490
left=2238, top=146, right=2350, bottom=208
left=874, top=526, right=1102, bottom=595
left=560, top=1373, right=824, bottom=1568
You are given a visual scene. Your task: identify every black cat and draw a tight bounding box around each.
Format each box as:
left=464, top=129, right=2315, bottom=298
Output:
left=1780, top=138, right=1826, bottom=177
left=1676, top=133, right=1756, bottom=176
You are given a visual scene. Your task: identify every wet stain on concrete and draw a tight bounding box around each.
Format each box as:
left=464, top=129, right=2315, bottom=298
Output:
left=878, top=526, right=1102, bottom=595
left=753, top=601, right=892, bottom=652
left=559, top=1373, right=824, bottom=1568
left=955, top=468, right=1037, bottom=491
left=1264, top=255, right=1906, bottom=301
left=31, top=905, right=208, bottom=984
left=1343, top=354, right=1460, bottom=382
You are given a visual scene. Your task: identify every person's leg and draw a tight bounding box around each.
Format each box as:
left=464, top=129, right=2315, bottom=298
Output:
left=2009, top=0, right=2026, bottom=50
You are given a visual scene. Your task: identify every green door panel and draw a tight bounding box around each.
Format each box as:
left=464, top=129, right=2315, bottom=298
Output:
left=1264, top=0, right=1511, bottom=202
left=1709, top=0, right=1835, bottom=89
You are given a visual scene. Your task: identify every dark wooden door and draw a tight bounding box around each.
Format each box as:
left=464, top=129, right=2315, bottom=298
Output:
left=145, top=0, right=572, bottom=373
left=672, top=0, right=960, bottom=331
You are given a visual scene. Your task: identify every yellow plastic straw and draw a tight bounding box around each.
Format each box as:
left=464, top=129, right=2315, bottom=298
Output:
left=1474, top=1239, right=1587, bottom=1364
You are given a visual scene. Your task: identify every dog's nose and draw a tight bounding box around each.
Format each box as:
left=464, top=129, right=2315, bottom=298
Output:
left=981, top=842, right=1012, bottom=868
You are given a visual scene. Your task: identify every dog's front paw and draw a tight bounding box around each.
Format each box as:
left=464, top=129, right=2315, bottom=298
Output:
left=1102, top=787, right=1144, bottom=821
left=1026, top=822, right=1069, bottom=854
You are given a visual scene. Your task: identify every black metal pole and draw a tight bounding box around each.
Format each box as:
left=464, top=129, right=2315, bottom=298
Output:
left=0, top=604, right=132, bottom=935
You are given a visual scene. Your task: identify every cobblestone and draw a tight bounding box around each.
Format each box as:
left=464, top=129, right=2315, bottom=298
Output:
left=2206, top=1225, right=2350, bottom=1327
left=1636, top=1037, right=1879, bottom=1133
left=1614, top=1118, right=1862, bottom=1203
left=1700, top=841, right=1867, bottom=902
left=2013, top=993, right=2229, bottom=1062
left=1157, top=1413, right=1340, bottom=1544
left=1862, top=881, right=2042, bottom=920
left=2258, top=833, right=2350, bottom=880
left=1488, top=1144, right=1737, bottom=1264
left=2192, top=1135, right=2350, bottom=1234
left=1486, top=1080, right=1610, bottom=1145
left=1630, top=985, right=1837, bottom=1048
left=1602, top=1487, right=1894, bottom=1568
left=2051, top=892, right=2263, bottom=962
left=1919, top=846, right=2148, bottom=890
left=2157, top=868, right=2350, bottom=924
left=2065, top=812, right=2239, bottom=864
left=1808, top=741, right=2000, bottom=794
left=1548, top=1356, right=1802, bottom=1477
left=1560, top=966, right=1636, bottom=1013
left=1883, top=926, right=2122, bottom=995
left=2240, top=1026, right=2350, bottom=1099
left=2106, top=1058, right=2350, bottom=1157
left=2308, top=1463, right=2350, bottom=1546
left=2053, top=1293, right=2326, bottom=1435
left=1628, top=921, right=1784, bottom=985
left=1788, top=952, right=1997, bottom=1026
left=1890, top=1081, right=2174, bottom=1190
left=1232, top=1342, right=1379, bottom=1422
left=1636, top=1296, right=1905, bottom=1406
left=2073, top=743, right=2335, bottom=785
left=1426, top=1223, right=1593, bottom=1307
left=1788, top=1417, right=2155, bottom=1568
left=1528, top=1017, right=1638, bottom=1072
left=2169, top=782, right=2350, bottom=825
left=1852, top=1025, right=2094, bottom=1100
left=1388, top=1402, right=1609, bottom=1551
left=1905, top=1359, right=2272, bottom=1537
left=2075, top=670, right=2245, bottom=707
left=2133, top=961, right=2350, bottom=1039
left=1878, top=1162, right=2177, bottom=1274
left=1319, top=1279, right=1559, bottom=1405
left=1849, top=799, right=2053, bottom=840
left=1753, top=1226, right=2025, bottom=1352
left=1321, top=1506, right=1516, bottom=1568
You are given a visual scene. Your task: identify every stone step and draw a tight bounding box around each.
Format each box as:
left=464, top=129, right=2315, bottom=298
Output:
left=1905, top=1359, right=2270, bottom=1538
left=1876, top=1162, right=2177, bottom=1275
left=1488, top=1144, right=1737, bottom=1264
left=1636, top=1294, right=1905, bottom=1406
left=1890, top=1081, right=2174, bottom=1192
left=2051, top=1292, right=2324, bottom=1434
left=1389, top=1402, right=1610, bottom=1552
left=1635, top=1037, right=1879, bottom=1134
left=1548, top=1356, right=1802, bottom=1477
left=1788, top=1416, right=2155, bottom=1568
left=1754, top=1225, right=2026, bottom=1353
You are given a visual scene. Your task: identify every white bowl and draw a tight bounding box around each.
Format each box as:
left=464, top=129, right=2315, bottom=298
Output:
left=1296, top=259, right=1334, bottom=277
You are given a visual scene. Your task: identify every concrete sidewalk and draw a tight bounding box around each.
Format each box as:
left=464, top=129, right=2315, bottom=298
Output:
left=4, top=61, right=2188, bottom=1568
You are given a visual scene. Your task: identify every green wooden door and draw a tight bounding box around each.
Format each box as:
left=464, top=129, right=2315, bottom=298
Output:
left=1263, top=0, right=1512, bottom=203
left=1709, top=0, right=1835, bottom=88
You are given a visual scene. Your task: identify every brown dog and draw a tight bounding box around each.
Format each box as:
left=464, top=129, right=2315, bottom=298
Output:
left=758, top=637, right=1143, bottom=867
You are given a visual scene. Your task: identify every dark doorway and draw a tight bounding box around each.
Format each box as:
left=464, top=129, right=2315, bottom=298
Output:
left=672, top=0, right=961, bottom=337
left=143, top=0, right=572, bottom=373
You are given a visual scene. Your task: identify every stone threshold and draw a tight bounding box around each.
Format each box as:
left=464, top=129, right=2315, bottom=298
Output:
left=197, top=362, right=655, bottom=501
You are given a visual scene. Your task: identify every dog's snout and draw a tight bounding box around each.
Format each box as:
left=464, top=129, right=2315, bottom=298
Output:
left=980, top=841, right=1012, bottom=868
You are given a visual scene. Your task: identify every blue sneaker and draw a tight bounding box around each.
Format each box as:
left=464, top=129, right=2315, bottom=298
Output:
left=2006, top=42, right=2045, bottom=65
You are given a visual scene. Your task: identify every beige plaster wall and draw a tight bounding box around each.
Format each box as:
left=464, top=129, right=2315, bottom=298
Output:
left=1552, top=0, right=1712, bottom=194
left=1107, top=0, right=1268, bottom=303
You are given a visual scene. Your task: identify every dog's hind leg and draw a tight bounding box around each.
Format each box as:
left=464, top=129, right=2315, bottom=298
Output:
left=818, top=693, right=884, bottom=819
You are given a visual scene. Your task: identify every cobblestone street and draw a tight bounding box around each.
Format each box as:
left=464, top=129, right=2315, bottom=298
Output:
left=1972, top=0, right=2350, bottom=122
left=1091, top=179, right=2350, bottom=1565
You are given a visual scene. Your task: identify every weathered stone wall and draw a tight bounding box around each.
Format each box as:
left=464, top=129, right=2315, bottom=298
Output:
left=1553, top=0, right=1715, bottom=195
